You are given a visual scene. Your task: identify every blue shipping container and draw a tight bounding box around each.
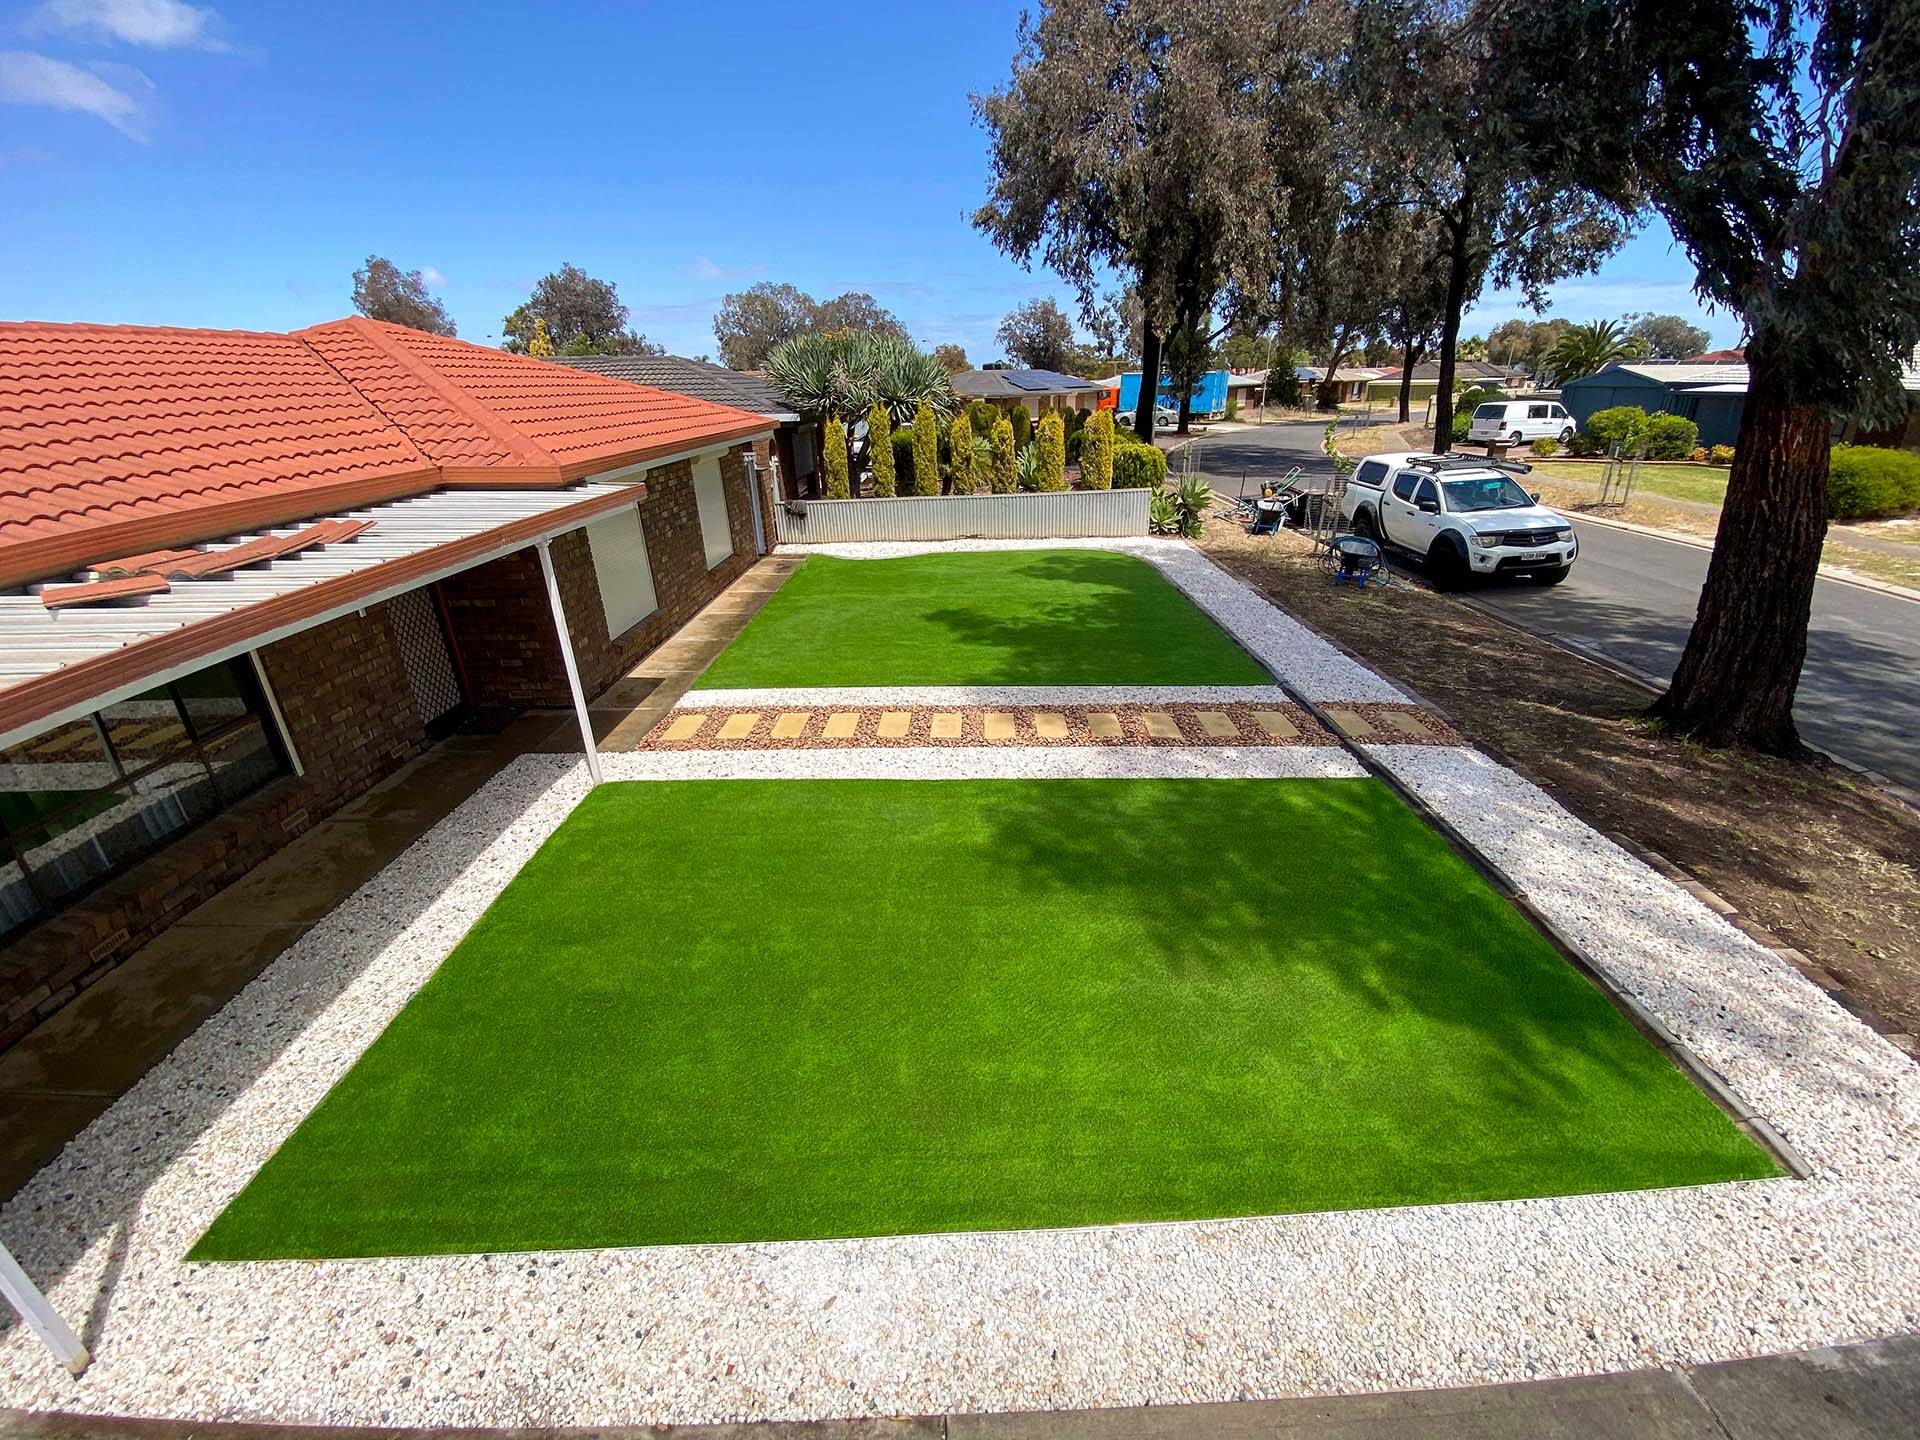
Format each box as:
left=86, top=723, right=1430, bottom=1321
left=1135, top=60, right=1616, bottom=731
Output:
left=1117, top=370, right=1229, bottom=420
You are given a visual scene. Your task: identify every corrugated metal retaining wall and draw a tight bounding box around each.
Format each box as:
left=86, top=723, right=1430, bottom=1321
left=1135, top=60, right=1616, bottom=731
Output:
left=773, top=489, right=1149, bottom=545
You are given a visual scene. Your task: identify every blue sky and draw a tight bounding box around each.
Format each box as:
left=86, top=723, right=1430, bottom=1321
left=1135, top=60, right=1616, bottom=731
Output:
left=0, top=1, right=1742, bottom=361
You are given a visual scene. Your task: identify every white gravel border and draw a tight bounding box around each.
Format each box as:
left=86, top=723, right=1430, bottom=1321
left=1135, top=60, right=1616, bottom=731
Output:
left=678, top=685, right=1294, bottom=709
left=603, top=747, right=1362, bottom=782
left=0, top=540, right=1913, bottom=1430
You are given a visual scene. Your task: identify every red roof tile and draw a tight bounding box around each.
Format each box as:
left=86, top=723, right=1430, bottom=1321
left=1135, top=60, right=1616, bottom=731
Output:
left=0, top=318, right=772, bottom=587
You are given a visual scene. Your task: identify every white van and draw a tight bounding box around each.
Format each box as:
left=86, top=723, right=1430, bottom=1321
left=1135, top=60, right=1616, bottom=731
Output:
left=1469, top=399, right=1575, bottom=447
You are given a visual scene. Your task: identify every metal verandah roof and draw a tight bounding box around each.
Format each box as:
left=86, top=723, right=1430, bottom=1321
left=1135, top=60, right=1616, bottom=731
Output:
left=0, top=480, right=647, bottom=749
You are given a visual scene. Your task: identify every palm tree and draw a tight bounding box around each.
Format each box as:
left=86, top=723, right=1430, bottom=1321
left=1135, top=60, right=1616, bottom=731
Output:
left=1543, top=319, right=1641, bottom=386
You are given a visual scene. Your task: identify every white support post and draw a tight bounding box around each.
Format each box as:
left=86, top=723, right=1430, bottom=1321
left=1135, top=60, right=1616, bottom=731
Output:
left=534, top=539, right=603, bottom=786
left=0, top=1242, right=88, bottom=1376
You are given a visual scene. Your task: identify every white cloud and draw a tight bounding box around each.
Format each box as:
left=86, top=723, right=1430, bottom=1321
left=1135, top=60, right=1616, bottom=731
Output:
left=27, top=0, right=229, bottom=51
left=686, top=256, right=762, bottom=280
left=0, top=50, right=151, bottom=139
left=420, top=265, right=449, bottom=289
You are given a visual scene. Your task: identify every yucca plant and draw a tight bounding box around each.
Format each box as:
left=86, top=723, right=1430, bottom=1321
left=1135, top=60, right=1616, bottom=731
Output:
left=1148, top=489, right=1180, bottom=534
left=1015, top=442, right=1040, bottom=491
left=765, top=331, right=951, bottom=424
left=1175, top=475, right=1213, bottom=537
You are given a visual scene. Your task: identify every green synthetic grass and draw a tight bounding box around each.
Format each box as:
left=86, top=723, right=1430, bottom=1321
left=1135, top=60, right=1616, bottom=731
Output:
left=193, top=778, right=1775, bottom=1261
left=692, top=550, right=1270, bottom=688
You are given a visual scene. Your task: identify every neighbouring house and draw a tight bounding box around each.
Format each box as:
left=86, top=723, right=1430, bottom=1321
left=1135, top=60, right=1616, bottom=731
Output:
left=1363, top=360, right=1520, bottom=406
left=1558, top=361, right=1752, bottom=449
left=951, top=368, right=1106, bottom=419
left=1297, top=365, right=1384, bottom=404
left=557, top=352, right=816, bottom=502
left=1684, top=348, right=1747, bottom=364
left=0, top=317, right=776, bottom=1049
left=1226, top=370, right=1269, bottom=411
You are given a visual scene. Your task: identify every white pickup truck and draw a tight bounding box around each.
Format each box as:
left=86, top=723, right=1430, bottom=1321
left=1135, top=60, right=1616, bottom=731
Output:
left=1336, top=452, right=1578, bottom=590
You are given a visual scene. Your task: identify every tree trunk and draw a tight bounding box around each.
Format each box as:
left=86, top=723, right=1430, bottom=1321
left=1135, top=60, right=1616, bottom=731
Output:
left=1137, top=319, right=1162, bottom=445
left=1648, top=344, right=1829, bottom=753
left=1397, top=336, right=1426, bottom=424
left=1317, top=324, right=1355, bottom=411
left=1431, top=209, right=1474, bottom=454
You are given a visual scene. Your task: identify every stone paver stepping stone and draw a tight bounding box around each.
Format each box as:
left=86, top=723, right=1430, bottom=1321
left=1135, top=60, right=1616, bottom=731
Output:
left=1323, top=707, right=1375, bottom=739
left=878, top=710, right=912, bottom=738
left=1382, top=710, right=1435, bottom=738
left=1254, top=710, right=1299, bottom=740
left=1033, top=712, right=1070, bottom=739
left=1196, top=711, right=1239, bottom=739
left=718, top=712, right=759, bottom=739
left=1086, top=712, right=1123, bottom=738
left=823, top=712, right=860, bottom=739
left=930, top=713, right=963, bottom=739
left=771, top=711, right=810, bottom=739
left=983, top=712, right=1018, bottom=740
left=1144, top=712, right=1182, bottom=739
left=662, top=714, right=707, bottom=741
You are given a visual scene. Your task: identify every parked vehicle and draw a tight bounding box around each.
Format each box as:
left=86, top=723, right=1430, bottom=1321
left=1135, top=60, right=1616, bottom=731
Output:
left=1116, top=404, right=1179, bottom=431
left=1468, top=399, right=1575, bottom=447
left=1335, top=451, right=1577, bottom=590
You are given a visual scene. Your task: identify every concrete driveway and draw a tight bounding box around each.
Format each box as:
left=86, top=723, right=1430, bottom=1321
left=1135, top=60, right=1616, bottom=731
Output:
left=1182, top=421, right=1920, bottom=797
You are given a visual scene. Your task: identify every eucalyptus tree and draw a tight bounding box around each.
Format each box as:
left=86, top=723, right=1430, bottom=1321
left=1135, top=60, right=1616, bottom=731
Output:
left=351, top=256, right=455, bottom=336
left=1498, top=0, right=1920, bottom=751
left=974, top=0, right=1313, bottom=442
left=1351, top=1, right=1633, bottom=450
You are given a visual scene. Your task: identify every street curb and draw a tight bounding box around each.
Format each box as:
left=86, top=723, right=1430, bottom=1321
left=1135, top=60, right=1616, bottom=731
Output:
left=1550, top=505, right=1920, bottom=605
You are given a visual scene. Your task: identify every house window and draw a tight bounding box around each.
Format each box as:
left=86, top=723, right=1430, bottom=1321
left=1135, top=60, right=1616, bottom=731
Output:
left=0, top=657, right=287, bottom=941
left=691, top=454, right=734, bottom=570
left=585, top=507, right=659, bottom=637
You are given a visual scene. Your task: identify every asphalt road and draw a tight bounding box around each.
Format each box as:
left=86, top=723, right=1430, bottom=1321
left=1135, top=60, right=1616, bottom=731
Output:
left=1182, top=419, right=1920, bottom=796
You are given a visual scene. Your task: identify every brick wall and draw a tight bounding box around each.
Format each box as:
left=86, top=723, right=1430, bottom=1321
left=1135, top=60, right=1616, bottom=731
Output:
left=0, top=442, right=764, bottom=1052
left=0, top=604, right=430, bottom=1050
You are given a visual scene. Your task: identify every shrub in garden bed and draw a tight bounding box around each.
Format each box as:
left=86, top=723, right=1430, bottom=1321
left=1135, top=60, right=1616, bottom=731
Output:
left=1828, top=445, right=1920, bottom=520
left=823, top=418, right=850, bottom=498
left=912, top=401, right=941, bottom=497
left=1530, top=437, right=1560, bottom=458
left=989, top=415, right=1017, bottom=493
left=1645, top=411, right=1700, bottom=459
left=1035, top=413, right=1067, bottom=491
left=867, top=404, right=895, bottom=497
left=1710, top=445, right=1735, bottom=465
left=1080, top=409, right=1115, bottom=490
left=1113, top=438, right=1168, bottom=489
left=949, top=412, right=976, bottom=495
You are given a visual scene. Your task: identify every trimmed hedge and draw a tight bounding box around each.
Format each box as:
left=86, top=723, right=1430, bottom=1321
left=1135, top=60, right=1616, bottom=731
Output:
left=1829, top=445, right=1920, bottom=520
left=1035, top=412, right=1067, bottom=491
left=867, top=404, right=895, bottom=498
left=949, top=413, right=976, bottom=495
left=989, top=415, right=1017, bottom=493
left=1645, top=412, right=1700, bottom=460
left=1080, top=409, right=1115, bottom=490
left=1113, top=439, right=1168, bottom=489
left=912, top=401, right=941, bottom=497
left=823, top=419, right=850, bottom=499
left=1012, top=407, right=1032, bottom=450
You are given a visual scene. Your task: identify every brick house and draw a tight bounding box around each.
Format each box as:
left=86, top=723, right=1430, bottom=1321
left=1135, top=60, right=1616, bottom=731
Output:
left=0, top=317, right=776, bottom=1050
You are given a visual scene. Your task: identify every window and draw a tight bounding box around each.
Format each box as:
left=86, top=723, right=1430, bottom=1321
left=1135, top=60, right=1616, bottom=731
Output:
left=1355, top=459, right=1390, bottom=489
left=0, top=657, right=286, bottom=941
left=1551, top=405, right=1569, bottom=419
left=585, top=507, right=659, bottom=637
left=1414, top=478, right=1440, bottom=509
left=690, top=455, right=734, bottom=570
left=1473, top=404, right=1503, bottom=419
left=1528, top=404, right=1549, bottom=419
left=1392, top=471, right=1421, bottom=501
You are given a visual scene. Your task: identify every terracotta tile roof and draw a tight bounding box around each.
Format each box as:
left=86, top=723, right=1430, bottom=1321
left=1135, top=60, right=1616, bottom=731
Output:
left=0, top=317, right=772, bottom=587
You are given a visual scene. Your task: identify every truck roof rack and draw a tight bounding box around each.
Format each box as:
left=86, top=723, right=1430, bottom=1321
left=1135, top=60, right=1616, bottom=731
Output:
left=1402, top=453, right=1533, bottom=476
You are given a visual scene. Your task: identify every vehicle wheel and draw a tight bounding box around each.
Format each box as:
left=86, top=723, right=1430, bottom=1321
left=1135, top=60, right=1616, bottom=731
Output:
left=1538, top=564, right=1573, bottom=586
left=1558, top=426, right=1574, bottom=444
left=1427, top=537, right=1472, bottom=591
left=1352, top=507, right=1378, bottom=540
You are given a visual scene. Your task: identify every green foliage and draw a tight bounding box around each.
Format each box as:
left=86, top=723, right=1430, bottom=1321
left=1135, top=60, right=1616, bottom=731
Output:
left=1827, top=445, right=1920, bottom=520
left=1174, top=476, right=1212, bottom=537
left=1530, top=436, right=1560, bottom=457
left=966, top=401, right=1001, bottom=439
left=823, top=419, right=850, bottom=499
left=1015, top=442, right=1040, bottom=491
left=1012, top=407, right=1032, bottom=450
left=989, top=415, right=1018, bottom=493
left=1323, top=420, right=1355, bottom=478
left=1080, top=409, right=1115, bottom=490
left=1566, top=430, right=1607, bottom=457
left=352, top=255, right=456, bottom=336
left=1225, top=396, right=1239, bottom=421
left=1709, top=444, right=1736, bottom=466
left=949, top=413, right=976, bottom=495
left=892, top=430, right=916, bottom=491
left=866, top=404, right=895, bottom=498
left=1149, top=488, right=1180, bottom=534
left=911, top=401, right=941, bottom=497
left=1586, top=405, right=1652, bottom=453
left=1035, top=412, right=1067, bottom=491
left=767, top=331, right=955, bottom=424
left=1113, top=438, right=1168, bottom=489
left=1644, top=412, right=1700, bottom=460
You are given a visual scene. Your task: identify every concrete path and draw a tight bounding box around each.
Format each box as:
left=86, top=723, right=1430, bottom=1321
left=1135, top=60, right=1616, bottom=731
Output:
left=4, top=1335, right=1915, bottom=1438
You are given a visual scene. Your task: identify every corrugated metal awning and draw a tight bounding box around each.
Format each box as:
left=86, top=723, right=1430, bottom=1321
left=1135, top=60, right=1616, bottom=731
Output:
left=0, top=479, right=649, bottom=749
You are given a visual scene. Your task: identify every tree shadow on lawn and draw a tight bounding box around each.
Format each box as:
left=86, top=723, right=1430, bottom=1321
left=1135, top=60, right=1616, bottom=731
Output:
left=0, top=757, right=574, bottom=1341
left=980, top=777, right=1736, bottom=1130
left=913, top=551, right=1264, bottom=685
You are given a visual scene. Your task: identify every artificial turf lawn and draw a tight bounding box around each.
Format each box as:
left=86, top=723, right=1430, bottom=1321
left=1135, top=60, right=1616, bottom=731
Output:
left=192, top=778, right=1776, bottom=1261
left=691, top=549, right=1270, bottom=688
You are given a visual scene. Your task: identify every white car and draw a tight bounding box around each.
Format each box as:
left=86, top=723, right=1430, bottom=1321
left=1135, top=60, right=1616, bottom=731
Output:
left=1468, top=398, right=1575, bottom=447
left=1336, top=451, right=1577, bottom=589
left=1117, top=404, right=1179, bottom=431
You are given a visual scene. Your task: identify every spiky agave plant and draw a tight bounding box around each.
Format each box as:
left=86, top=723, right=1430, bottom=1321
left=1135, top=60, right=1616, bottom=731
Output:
left=869, top=335, right=955, bottom=427
left=767, top=331, right=947, bottom=426
left=766, top=332, right=848, bottom=418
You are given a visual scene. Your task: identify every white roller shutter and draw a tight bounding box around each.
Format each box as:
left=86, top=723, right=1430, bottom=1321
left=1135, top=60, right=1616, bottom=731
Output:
left=691, top=455, right=734, bottom=569
left=584, top=507, right=658, bottom=637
